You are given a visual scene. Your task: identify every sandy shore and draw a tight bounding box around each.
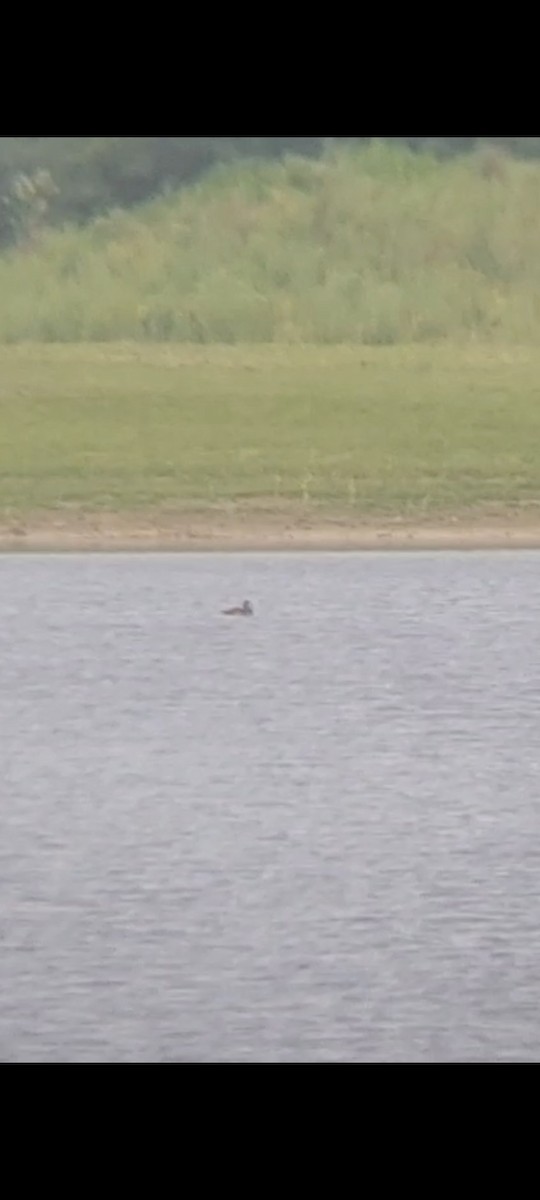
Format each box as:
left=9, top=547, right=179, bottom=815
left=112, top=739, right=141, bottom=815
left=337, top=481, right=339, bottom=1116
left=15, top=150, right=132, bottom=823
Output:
left=2, top=507, right=540, bottom=551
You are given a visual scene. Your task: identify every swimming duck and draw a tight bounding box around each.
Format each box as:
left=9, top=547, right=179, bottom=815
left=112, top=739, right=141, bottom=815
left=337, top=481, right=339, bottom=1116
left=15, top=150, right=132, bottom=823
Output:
left=222, top=600, right=254, bottom=616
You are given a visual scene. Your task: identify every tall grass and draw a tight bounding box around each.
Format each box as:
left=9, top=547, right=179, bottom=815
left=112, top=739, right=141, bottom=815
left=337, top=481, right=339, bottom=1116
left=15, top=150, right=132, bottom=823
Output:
left=2, top=142, right=540, bottom=343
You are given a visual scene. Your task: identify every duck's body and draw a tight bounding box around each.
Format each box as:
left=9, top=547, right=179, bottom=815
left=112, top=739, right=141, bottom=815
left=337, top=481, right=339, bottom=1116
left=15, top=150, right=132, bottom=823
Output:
left=222, top=600, right=253, bottom=616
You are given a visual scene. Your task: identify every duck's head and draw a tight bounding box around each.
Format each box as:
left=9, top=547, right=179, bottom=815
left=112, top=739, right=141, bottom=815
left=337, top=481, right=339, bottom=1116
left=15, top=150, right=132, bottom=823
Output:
left=242, top=600, right=254, bottom=614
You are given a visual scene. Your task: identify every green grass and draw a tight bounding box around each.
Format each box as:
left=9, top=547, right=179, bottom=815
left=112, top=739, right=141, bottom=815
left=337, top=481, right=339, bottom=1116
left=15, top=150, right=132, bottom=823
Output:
left=3, top=142, right=540, bottom=343
left=2, top=342, right=540, bottom=519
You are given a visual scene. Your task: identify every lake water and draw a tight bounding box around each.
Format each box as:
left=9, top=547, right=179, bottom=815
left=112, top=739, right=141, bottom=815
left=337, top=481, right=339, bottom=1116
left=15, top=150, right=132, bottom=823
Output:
left=1, top=550, right=539, bottom=1063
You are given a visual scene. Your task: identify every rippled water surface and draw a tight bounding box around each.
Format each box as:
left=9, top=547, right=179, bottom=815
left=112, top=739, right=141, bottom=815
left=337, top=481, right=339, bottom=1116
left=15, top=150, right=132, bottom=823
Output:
left=1, top=551, right=540, bottom=1062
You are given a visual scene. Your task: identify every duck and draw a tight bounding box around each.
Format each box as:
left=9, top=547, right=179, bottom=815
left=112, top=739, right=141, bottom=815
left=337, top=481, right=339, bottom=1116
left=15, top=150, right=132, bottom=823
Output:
left=222, top=600, right=254, bottom=616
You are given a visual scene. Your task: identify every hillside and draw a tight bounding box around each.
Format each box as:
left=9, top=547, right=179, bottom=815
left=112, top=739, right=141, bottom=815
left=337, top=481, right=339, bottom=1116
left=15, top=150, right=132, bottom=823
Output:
left=2, top=142, right=540, bottom=344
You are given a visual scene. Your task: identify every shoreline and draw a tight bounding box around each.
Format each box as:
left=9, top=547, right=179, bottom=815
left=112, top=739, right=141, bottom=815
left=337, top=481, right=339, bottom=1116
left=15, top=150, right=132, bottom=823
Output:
left=3, top=509, right=540, bottom=551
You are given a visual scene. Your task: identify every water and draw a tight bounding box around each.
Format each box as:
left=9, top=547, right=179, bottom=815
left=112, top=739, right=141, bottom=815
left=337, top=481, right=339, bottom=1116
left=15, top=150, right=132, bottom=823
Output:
left=1, top=550, right=539, bottom=1063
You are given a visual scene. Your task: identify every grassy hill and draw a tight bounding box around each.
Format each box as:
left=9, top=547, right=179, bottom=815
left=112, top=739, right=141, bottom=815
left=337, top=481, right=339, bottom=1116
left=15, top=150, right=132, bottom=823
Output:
left=2, top=142, right=540, bottom=344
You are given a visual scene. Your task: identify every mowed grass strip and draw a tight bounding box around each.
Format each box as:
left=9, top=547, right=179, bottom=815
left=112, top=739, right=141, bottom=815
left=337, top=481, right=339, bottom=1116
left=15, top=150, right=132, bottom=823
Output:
left=1, top=342, right=540, bottom=517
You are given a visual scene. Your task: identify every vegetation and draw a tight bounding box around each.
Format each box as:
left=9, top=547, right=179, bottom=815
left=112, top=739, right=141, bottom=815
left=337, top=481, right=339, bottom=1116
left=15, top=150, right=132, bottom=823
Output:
left=2, top=143, right=540, bottom=344
left=3, top=138, right=539, bottom=246
left=2, top=343, right=540, bottom=518
left=0, top=139, right=330, bottom=245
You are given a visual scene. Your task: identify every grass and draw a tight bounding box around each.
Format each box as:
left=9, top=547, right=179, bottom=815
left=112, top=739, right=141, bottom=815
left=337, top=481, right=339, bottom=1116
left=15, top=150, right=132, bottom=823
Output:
left=3, top=142, right=540, bottom=343
left=2, top=342, right=540, bottom=521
